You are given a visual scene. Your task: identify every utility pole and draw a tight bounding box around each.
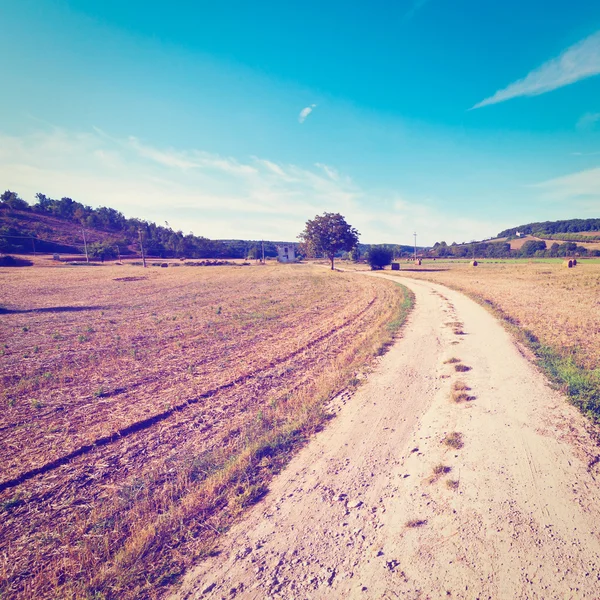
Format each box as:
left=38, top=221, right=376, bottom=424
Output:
left=261, top=240, right=265, bottom=264
left=31, top=236, right=36, bottom=257
left=117, top=245, right=121, bottom=262
left=413, top=232, right=417, bottom=261
left=138, top=229, right=147, bottom=268
left=82, top=229, right=89, bottom=263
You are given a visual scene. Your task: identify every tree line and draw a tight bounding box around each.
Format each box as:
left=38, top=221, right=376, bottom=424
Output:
left=497, top=218, right=600, bottom=237
left=431, top=239, right=600, bottom=258
left=0, top=190, right=280, bottom=259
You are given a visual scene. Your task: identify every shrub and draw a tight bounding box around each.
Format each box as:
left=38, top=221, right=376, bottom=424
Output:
left=367, top=246, right=393, bottom=270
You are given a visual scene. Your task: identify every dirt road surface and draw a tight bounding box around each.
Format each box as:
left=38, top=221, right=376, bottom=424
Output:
left=173, top=275, right=600, bottom=599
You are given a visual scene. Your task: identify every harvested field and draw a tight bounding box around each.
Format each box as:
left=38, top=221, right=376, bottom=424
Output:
left=0, top=261, right=409, bottom=599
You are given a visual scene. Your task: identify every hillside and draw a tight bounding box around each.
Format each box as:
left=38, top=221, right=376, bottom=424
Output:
left=1, top=189, right=421, bottom=260
left=0, top=190, right=284, bottom=259
left=430, top=217, right=600, bottom=259
left=497, top=218, right=600, bottom=238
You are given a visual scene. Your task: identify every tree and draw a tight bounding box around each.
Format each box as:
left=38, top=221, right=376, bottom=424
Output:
left=89, top=242, right=118, bottom=261
left=520, top=240, right=546, bottom=257
left=1, top=190, right=29, bottom=211
left=366, top=245, right=393, bottom=270
left=298, top=212, right=359, bottom=270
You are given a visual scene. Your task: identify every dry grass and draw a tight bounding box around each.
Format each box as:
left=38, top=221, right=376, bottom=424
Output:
left=433, top=464, right=451, bottom=475
left=0, top=261, right=410, bottom=599
left=443, top=432, right=464, bottom=449
left=452, top=391, right=473, bottom=403
left=428, top=463, right=452, bottom=484
left=446, top=479, right=460, bottom=490
left=392, top=260, right=600, bottom=371
left=443, top=357, right=461, bottom=364
left=382, top=259, right=600, bottom=424
left=405, top=519, right=427, bottom=528
left=452, top=381, right=469, bottom=391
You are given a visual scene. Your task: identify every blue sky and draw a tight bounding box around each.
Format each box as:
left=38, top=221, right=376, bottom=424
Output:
left=1, top=0, right=600, bottom=244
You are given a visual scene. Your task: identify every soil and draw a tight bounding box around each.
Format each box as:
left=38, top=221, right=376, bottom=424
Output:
left=173, top=274, right=600, bottom=599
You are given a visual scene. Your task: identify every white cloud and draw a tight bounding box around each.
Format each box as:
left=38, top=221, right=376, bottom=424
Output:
left=576, top=112, right=600, bottom=131
left=0, top=126, right=498, bottom=244
left=315, top=162, right=340, bottom=181
left=127, top=136, right=257, bottom=175
left=472, top=30, right=600, bottom=109
left=298, top=104, right=317, bottom=124
left=532, top=166, right=600, bottom=203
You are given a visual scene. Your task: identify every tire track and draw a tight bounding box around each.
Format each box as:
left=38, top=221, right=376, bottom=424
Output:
left=0, top=298, right=376, bottom=493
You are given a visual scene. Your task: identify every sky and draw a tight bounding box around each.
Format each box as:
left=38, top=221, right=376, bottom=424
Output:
left=1, top=0, right=600, bottom=245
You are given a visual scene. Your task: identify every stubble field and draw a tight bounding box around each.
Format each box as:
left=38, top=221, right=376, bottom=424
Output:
left=0, top=260, right=409, bottom=599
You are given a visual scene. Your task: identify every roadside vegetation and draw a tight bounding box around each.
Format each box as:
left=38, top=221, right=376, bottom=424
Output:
left=0, top=261, right=412, bottom=599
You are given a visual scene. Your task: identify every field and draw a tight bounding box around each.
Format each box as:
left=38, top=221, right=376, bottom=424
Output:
left=0, top=259, right=409, bottom=599
left=381, top=259, right=600, bottom=423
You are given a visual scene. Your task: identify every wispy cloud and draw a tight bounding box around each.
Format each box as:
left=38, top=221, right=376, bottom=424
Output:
left=315, top=162, right=340, bottom=182
left=298, top=104, right=317, bottom=124
left=0, top=126, right=499, bottom=244
left=576, top=112, right=600, bottom=131
left=404, top=0, right=430, bottom=21
left=532, top=166, right=600, bottom=203
left=472, top=30, right=600, bottom=109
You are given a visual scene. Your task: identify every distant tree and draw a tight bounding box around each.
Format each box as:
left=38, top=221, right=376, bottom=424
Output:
left=34, top=193, right=53, bottom=212
left=366, top=246, right=393, bottom=270
left=298, top=212, right=359, bottom=270
left=89, top=242, right=118, bottom=261
left=520, top=240, right=546, bottom=257
left=350, top=246, right=361, bottom=261
left=1, top=190, right=29, bottom=211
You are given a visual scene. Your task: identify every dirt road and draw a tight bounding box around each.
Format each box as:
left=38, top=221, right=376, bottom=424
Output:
left=173, top=275, right=600, bottom=599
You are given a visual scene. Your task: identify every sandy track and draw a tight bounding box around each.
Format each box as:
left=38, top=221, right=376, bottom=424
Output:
left=173, top=275, right=600, bottom=599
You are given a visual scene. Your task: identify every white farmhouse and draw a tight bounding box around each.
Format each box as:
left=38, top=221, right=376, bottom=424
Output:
left=276, top=244, right=296, bottom=263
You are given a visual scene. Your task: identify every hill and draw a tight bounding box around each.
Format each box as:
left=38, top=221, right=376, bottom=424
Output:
left=1, top=189, right=421, bottom=260
left=497, top=218, right=600, bottom=239
left=0, top=190, right=288, bottom=259
left=430, top=217, right=600, bottom=259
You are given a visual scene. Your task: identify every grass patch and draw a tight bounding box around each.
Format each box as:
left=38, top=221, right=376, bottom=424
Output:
left=428, top=463, right=452, bottom=484
left=470, top=295, right=600, bottom=427
left=452, top=391, right=473, bottom=403
left=444, top=357, right=461, bottom=364
left=443, top=432, right=464, bottom=449
left=433, top=464, right=452, bottom=475
left=405, top=519, right=427, bottom=528
left=446, top=479, right=460, bottom=490
left=376, top=285, right=415, bottom=355
left=453, top=381, right=470, bottom=391
left=454, top=364, right=471, bottom=372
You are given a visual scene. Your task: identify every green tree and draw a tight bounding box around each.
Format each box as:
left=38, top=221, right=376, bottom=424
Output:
left=366, top=246, right=393, bottom=270
left=298, top=212, right=359, bottom=270
left=350, top=246, right=361, bottom=261
left=89, top=242, right=118, bottom=260
left=1, top=190, right=29, bottom=211
left=520, top=240, right=546, bottom=256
